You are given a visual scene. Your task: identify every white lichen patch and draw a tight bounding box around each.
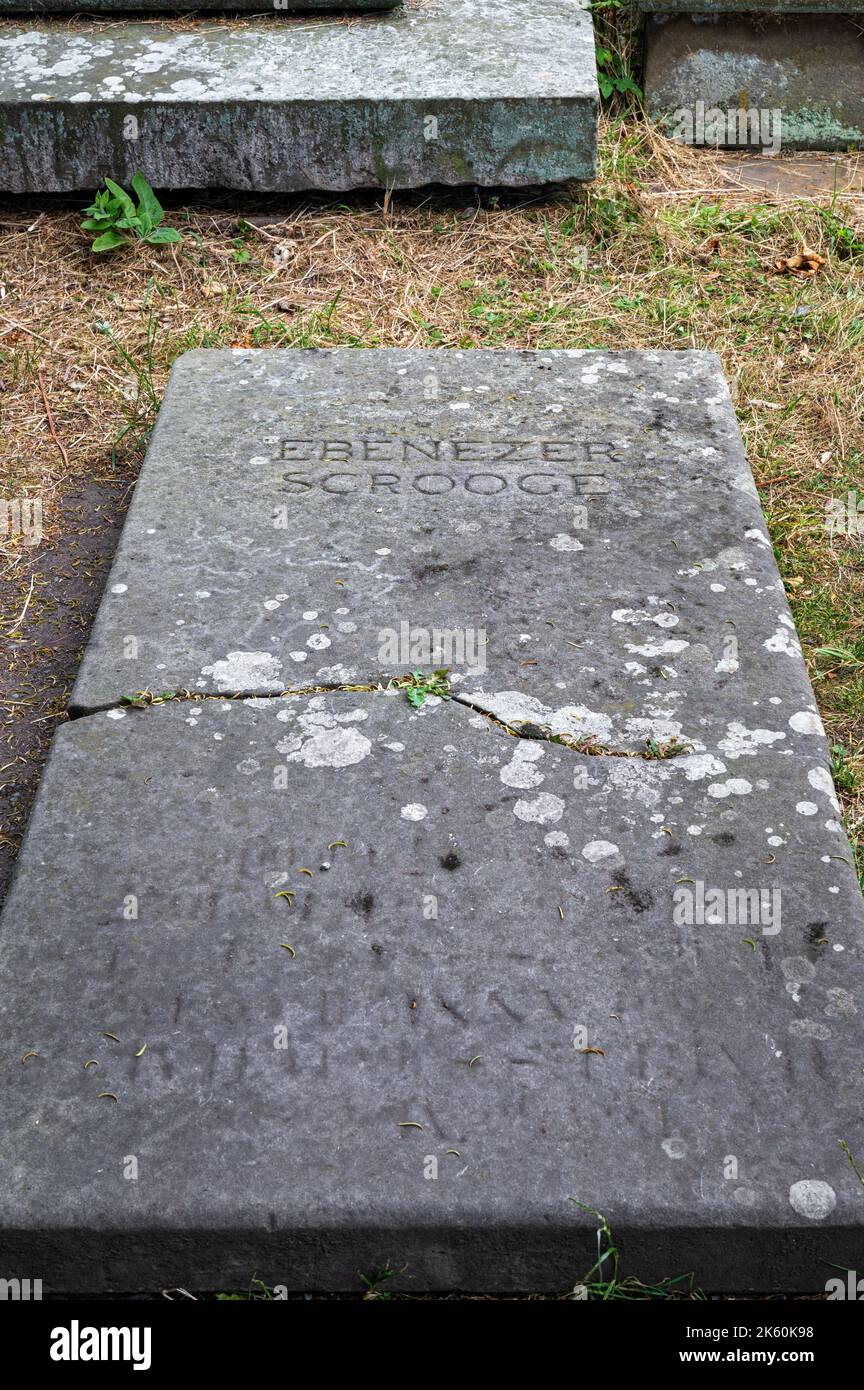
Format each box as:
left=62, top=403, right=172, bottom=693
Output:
left=707, top=778, right=753, bottom=798
left=544, top=830, right=570, bottom=848
left=675, top=756, right=727, bottom=789
left=764, top=617, right=802, bottom=659
left=581, top=839, right=619, bottom=863
left=744, top=527, right=770, bottom=548
left=718, top=722, right=786, bottom=757
left=470, top=690, right=614, bottom=745
left=788, top=1180, right=836, bottom=1221
left=401, top=803, right=428, bottom=821
left=612, top=607, right=678, bottom=629
left=789, top=710, right=823, bottom=736
left=625, top=638, right=689, bottom=658
left=604, top=760, right=672, bottom=808
left=500, top=743, right=545, bottom=789
left=276, top=698, right=372, bottom=769
left=201, top=650, right=283, bottom=691
left=513, top=793, right=565, bottom=825
left=676, top=544, right=749, bottom=578
left=807, top=765, right=840, bottom=813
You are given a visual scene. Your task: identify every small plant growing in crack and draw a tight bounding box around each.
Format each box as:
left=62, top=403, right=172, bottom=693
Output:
left=544, top=730, right=691, bottom=760
left=116, top=675, right=455, bottom=712
left=120, top=690, right=183, bottom=708
left=643, top=736, right=690, bottom=760
left=393, top=669, right=452, bottom=710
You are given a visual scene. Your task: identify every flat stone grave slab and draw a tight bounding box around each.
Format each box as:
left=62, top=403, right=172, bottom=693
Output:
left=645, top=15, right=864, bottom=151
left=73, top=348, right=833, bottom=773
left=0, top=692, right=862, bottom=1292
left=2, top=345, right=864, bottom=1292
left=0, top=0, right=598, bottom=192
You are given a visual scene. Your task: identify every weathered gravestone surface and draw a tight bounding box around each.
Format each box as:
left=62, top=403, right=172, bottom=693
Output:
left=69, top=348, right=840, bottom=746
left=0, top=0, right=598, bottom=192
left=1, top=348, right=862, bottom=1293
left=642, top=13, right=864, bottom=150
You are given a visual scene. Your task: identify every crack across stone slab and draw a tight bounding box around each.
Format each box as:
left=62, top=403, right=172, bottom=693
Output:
left=451, top=693, right=692, bottom=761
left=72, top=677, right=694, bottom=762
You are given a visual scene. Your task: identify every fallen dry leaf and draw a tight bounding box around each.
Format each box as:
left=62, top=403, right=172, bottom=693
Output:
left=773, top=247, right=827, bottom=277
left=696, top=234, right=724, bottom=264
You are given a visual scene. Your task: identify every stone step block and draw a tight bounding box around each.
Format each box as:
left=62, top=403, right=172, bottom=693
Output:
left=645, top=15, right=864, bottom=151
left=0, top=1, right=598, bottom=192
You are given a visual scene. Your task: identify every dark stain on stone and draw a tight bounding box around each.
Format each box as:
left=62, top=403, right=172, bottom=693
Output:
left=370, top=942, right=384, bottom=955
left=518, top=722, right=547, bottom=740
left=440, top=850, right=461, bottom=870
left=350, top=891, right=374, bottom=916
left=610, top=869, right=653, bottom=914
left=712, top=832, right=736, bottom=846
left=805, top=921, right=830, bottom=960
left=413, top=562, right=450, bottom=581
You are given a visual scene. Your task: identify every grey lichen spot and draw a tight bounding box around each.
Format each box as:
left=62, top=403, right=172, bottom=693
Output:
left=781, top=957, right=816, bottom=986
left=788, top=1019, right=831, bottom=1041
left=788, top=1180, right=836, bottom=1221
left=824, top=989, right=857, bottom=1019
